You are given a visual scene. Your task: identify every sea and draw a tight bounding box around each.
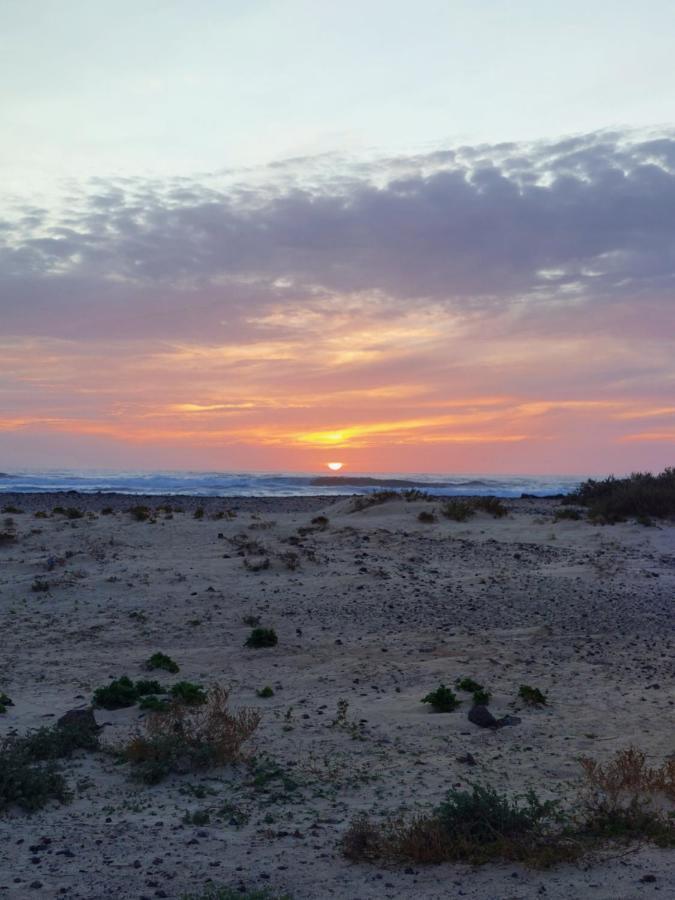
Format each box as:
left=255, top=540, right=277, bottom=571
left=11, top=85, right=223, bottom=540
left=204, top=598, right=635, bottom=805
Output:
left=0, top=470, right=581, bottom=498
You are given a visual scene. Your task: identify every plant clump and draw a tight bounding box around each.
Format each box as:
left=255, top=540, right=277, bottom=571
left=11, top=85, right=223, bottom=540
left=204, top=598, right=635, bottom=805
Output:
left=0, top=693, right=14, bottom=714
left=440, top=499, right=475, bottom=522
left=128, top=505, right=152, bottom=522
left=122, top=685, right=261, bottom=784
left=245, top=627, right=278, bottom=649
left=145, top=652, right=180, bottom=674
left=417, top=510, right=436, bottom=523
left=519, top=685, right=548, bottom=706
left=421, top=684, right=461, bottom=713
left=170, top=681, right=207, bottom=706
left=93, top=676, right=164, bottom=710
left=570, top=467, right=675, bottom=522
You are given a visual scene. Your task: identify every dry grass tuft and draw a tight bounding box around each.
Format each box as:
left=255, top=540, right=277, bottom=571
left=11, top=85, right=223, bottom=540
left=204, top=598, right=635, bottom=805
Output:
left=123, top=685, right=261, bottom=783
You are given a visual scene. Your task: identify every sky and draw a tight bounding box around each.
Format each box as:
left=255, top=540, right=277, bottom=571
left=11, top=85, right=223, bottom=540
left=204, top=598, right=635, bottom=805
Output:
left=1, top=1, right=675, bottom=475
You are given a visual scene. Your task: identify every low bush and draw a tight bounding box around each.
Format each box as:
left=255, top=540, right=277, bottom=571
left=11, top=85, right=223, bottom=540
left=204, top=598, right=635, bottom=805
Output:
left=93, top=676, right=164, bottom=710
left=128, top=505, right=151, bottom=522
left=417, top=511, right=436, bottom=523
left=351, top=491, right=397, bottom=512
left=473, top=689, right=491, bottom=706
left=0, top=693, right=13, bottom=714
left=441, top=499, right=474, bottom=522
left=193, top=507, right=205, bottom=519
left=473, top=496, right=508, bottom=518
left=456, top=677, right=483, bottom=693
left=122, top=685, right=261, bottom=784
left=256, top=686, right=274, bottom=698
left=519, top=685, right=547, bottom=706
left=145, top=652, right=180, bottom=674
left=570, top=467, right=675, bottom=522
left=421, top=684, right=461, bottom=713
left=31, top=580, right=50, bottom=593
left=245, top=627, right=278, bottom=649
left=0, top=720, right=99, bottom=812
left=170, top=681, right=207, bottom=706
left=1, top=505, right=22, bottom=514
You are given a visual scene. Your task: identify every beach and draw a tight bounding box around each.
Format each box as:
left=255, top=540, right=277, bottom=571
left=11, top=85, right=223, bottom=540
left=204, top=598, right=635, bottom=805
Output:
left=0, top=492, right=673, bottom=899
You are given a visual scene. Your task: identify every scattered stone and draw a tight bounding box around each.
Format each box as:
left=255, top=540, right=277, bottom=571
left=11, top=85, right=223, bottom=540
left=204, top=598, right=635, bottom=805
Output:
left=57, top=707, right=100, bottom=733
left=468, top=704, right=499, bottom=728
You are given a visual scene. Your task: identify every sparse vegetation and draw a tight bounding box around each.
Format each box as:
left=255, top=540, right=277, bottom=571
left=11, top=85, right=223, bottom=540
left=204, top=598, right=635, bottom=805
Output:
left=351, top=490, right=397, bottom=512
left=245, top=627, right=278, bottom=649
left=145, top=652, right=180, bottom=674
left=0, top=693, right=13, bottom=714
left=570, top=467, right=675, bottom=522
left=417, top=510, right=436, bottom=523
left=473, top=496, right=508, bottom=518
left=31, top=579, right=50, bottom=593
left=341, top=784, right=568, bottom=866
left=456, top=677, right=484, bottom=694
left=128, top=505, right=152, bottom=522
left=402, top=489, right=431, bottom=501
left=193, top=507, right=205, bottom=519
left=170, top=681, right=207, bottom=706
left=122, top=685, right=260, bottom=784
left=440, top=499, right=474, bottom=521
left=1, top=504, right=22, bottom=514
left=256, top=686, right=274, bottom=698
left=93, top=676, right=164, bottom=710
left=554, top=506, right=584, bottom=521
left=181, top=886, right=292, bottom=900
left=473, top=688, right=491, bottom=706
left=0, top=720, right=99, bottom=812
left=519, top=685, right=548, bottom=706
left=421, top=684, right=461, bottom=712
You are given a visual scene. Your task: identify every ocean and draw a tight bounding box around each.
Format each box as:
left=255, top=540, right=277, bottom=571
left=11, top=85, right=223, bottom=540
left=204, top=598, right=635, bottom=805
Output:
left=0, top=470, right=581, bottom=498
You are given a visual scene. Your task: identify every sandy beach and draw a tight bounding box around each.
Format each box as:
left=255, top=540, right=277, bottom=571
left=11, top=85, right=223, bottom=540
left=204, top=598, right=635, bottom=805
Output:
left=0, top=492, right=673, bottom=899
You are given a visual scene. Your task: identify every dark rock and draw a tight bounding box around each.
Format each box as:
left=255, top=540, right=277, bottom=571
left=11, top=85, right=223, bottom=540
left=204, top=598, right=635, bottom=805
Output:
left=640, top=875, right=657, bottom=883
left=468, top=704, right=499, bottom=728
left=497, top=715, right=522, bottom=727
left=57, top=707, right=100, bottom=733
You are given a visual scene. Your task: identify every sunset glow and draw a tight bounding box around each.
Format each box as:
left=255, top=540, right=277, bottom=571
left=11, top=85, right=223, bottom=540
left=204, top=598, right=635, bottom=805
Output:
left=327, top=462, right=344, bottom=471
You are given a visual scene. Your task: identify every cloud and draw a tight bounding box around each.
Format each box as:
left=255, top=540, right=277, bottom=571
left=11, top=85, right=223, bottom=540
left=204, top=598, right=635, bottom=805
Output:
left=2, top=128, right=675, bottom=345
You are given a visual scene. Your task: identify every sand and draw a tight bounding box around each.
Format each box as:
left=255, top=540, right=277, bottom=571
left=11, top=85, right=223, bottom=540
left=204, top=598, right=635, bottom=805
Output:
left=0, top=493, right=673, bottom=899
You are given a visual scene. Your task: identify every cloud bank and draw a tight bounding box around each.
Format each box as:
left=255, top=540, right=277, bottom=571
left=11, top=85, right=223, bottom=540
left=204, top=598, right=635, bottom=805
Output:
left=1, top=130, right=674, bottom=472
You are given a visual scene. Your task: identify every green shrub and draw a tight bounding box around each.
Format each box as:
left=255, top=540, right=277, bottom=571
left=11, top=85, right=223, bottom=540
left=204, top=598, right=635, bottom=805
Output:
left=128, top=505, right=151, bottom=521
left=135, top=679, right=164, bottom=696
left=145, top=652, right=180, bottom=674
left=456, top=677, right=483, bottom=693
left=473, top=496, right=508, bottom=518
left=441, top=499, right=475, bottom=521
left=473, top=689, right=491, bottom=706
left=256, top=686, right=274, bottom=698
left=421, top=684, right=461, bottom=712
left=93, top=676, right=141, bottom=709
left=351, top=491, right=397, bottom=512
left=170, top=681, right=207, bottom=705
left=519, top=685, right=547, bottom=706
left=139, top=695, right=171, bottom=712
left=417, top=510, right=436, bottom=523
left=65, top=507, right=83, bottom=519
left=402, top=489, right=431, bottom=501
left=1, top=505, right=22, bottom=514
left=0, top=721, right=99, bottom=812
left=193, top=507, right=205, bottom=519
left=570, top=467, right=675, bottom=521
left=0, top=693, right=14, bottom=714
left=245, top=627, right=278, bottom=649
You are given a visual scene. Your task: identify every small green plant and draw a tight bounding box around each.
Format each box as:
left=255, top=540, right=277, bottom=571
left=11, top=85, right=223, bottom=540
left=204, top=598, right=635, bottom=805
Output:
left=139, top=695, right=171, bottom=712
left=441, top=499, right=475, bottom=522
left=193, top=507, right=205, bottom=519
left=242, top=614, right=261, bottom=627
left=456, top=677, right=484, bottom=693
left=31, top=579, right=50, bottom=593
left=0, top=693, right=14, bottom=714
left=135, top=679, right=164, bottom=696
left=65, top=507, right=83, bottom=519
left=256, top=686, right=274, bottom=698
left=93, top=676, right=140, bottom=709
left=145, top=652, right=180, bottom=674
left=421, top=684, right=461, bottom=713
left=245, top=627, right=278, bottom=648
left=34, top=510, right=49, bottom=518
left=417, top=510, right=436, bottom=523
left=128, top=505, right=151, bottom=521
left=183, top=808, right=211, bottom=825
left=170, top=681, right=207, bottom=705
left=519, top=685, right=547, bottom=706
left=2, top=504, right=22, bottom=514
left=101, top=506, right=114, bottom=515
left=351, top=490, right=397, bottom=512
left=473, top=496, right=508, bottom=518
left=473, top=689, right=491, bottom=706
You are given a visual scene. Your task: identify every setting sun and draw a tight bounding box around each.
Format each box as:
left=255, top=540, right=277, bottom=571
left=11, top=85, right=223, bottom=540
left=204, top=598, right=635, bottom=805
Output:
left=326, top=462, right=344, bottom=471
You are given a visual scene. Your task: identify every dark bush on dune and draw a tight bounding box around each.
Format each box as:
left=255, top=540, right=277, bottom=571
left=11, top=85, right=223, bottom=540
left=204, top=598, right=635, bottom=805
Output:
left=570, top=467, right=675, bottom=522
